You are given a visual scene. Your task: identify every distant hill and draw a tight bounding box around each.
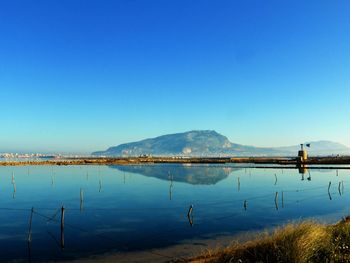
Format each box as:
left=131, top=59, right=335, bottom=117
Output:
left=274, top=141, right=350, bottom=155
left=92, top=130, right=350, bottom=157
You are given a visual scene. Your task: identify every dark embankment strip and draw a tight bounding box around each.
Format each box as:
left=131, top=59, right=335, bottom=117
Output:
left=1, top=156, right=350, bottom=166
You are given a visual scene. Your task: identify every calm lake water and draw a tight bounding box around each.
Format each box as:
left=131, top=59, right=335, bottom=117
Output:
left=0, top=164, right=349, bottom=262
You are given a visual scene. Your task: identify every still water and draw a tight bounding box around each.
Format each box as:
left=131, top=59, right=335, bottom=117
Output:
left=0, top=164, right=349, bottom=262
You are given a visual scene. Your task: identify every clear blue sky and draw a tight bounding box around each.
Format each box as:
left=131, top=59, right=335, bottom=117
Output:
left=1, top=0, right=350, bottom=153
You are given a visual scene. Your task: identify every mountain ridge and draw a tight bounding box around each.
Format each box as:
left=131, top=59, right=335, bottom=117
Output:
left=92, top=130, right=350, bottom=157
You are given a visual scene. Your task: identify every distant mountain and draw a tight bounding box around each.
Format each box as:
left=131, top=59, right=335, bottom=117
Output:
left=92, top=130, right=350, bottom=157
left=274, top=141, right=350, bottom=155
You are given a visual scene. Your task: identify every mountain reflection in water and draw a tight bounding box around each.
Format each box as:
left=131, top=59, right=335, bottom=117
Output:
left=111, top=164, right=241, bottom=185
left=0, top=164, right=350, bottom=263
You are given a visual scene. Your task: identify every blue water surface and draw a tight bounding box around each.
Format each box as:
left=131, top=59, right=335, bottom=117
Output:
left=0, top=164, right=349, bottom=262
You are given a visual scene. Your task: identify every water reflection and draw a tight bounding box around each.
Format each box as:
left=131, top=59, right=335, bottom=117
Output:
left=168, top=172, right=173, bottom=200
left=0, top=164, right=349, bottom=262
left=111, top=164, right=240, bottom=185
left=80, top=188, right=84, bottom=212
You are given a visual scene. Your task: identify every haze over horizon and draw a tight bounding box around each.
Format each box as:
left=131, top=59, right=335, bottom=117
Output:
left=1, top=1, right=350, bottom=153
left=2, top=130, right=350, bottom=155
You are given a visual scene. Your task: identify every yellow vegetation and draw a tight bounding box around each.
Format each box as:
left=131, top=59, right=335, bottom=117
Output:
left=186, top=217, right=350, bottom=263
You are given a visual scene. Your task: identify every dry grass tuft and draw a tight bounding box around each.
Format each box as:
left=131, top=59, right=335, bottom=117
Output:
left=184, top=218, right=350, bottom=263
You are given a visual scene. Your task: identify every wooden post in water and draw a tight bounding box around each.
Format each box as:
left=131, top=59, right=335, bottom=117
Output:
left=169, top=181, right=173, bottom=201
left=237, top=177, right=240, bottom=192
left=275, top=192, right=278, bottom=210
left=170, top=172, right=174, bottom=201
left=60, top=206, right=65, bottom=250
left=187, top=205, right=194, bottom=227
left=27, top=207, right=34, bottom=263
left=11, top=172, right=16, bottom=199
left=274, top=174, right=278, bottom=185
left=80, top=188, right=84, bottom=212
left=338, top=182, right=342, bottom=196
left=328, top=182, right=332, bottom=200
left=13, top=182, right=16, bottom=199
left=243, top=200, right=247, bottom=211
left=187, top=205, right=193, bottom=217
left=27, top=207, right=34, bottom=243
left=99, top=179, right=102, bottom=192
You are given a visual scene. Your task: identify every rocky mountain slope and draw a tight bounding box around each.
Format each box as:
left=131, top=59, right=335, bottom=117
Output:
left=92, top=130, right=350, bottom=157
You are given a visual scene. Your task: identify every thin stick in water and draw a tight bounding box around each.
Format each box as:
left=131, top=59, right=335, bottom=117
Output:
left=275, top=192, right=278, bottom=210
left=61, top=206, right=65, bottom=250
left=27, top=207, right=34, bottom=243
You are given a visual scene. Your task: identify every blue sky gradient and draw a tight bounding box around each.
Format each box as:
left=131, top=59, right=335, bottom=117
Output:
left=1, top=0, right=350, bottom=153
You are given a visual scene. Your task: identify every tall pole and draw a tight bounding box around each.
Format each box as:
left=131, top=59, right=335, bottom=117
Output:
left=61, top=206, right=65, bottom=250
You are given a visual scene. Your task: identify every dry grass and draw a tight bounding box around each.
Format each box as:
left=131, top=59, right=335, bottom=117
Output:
left=185, top=217, right=350, bottom=263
